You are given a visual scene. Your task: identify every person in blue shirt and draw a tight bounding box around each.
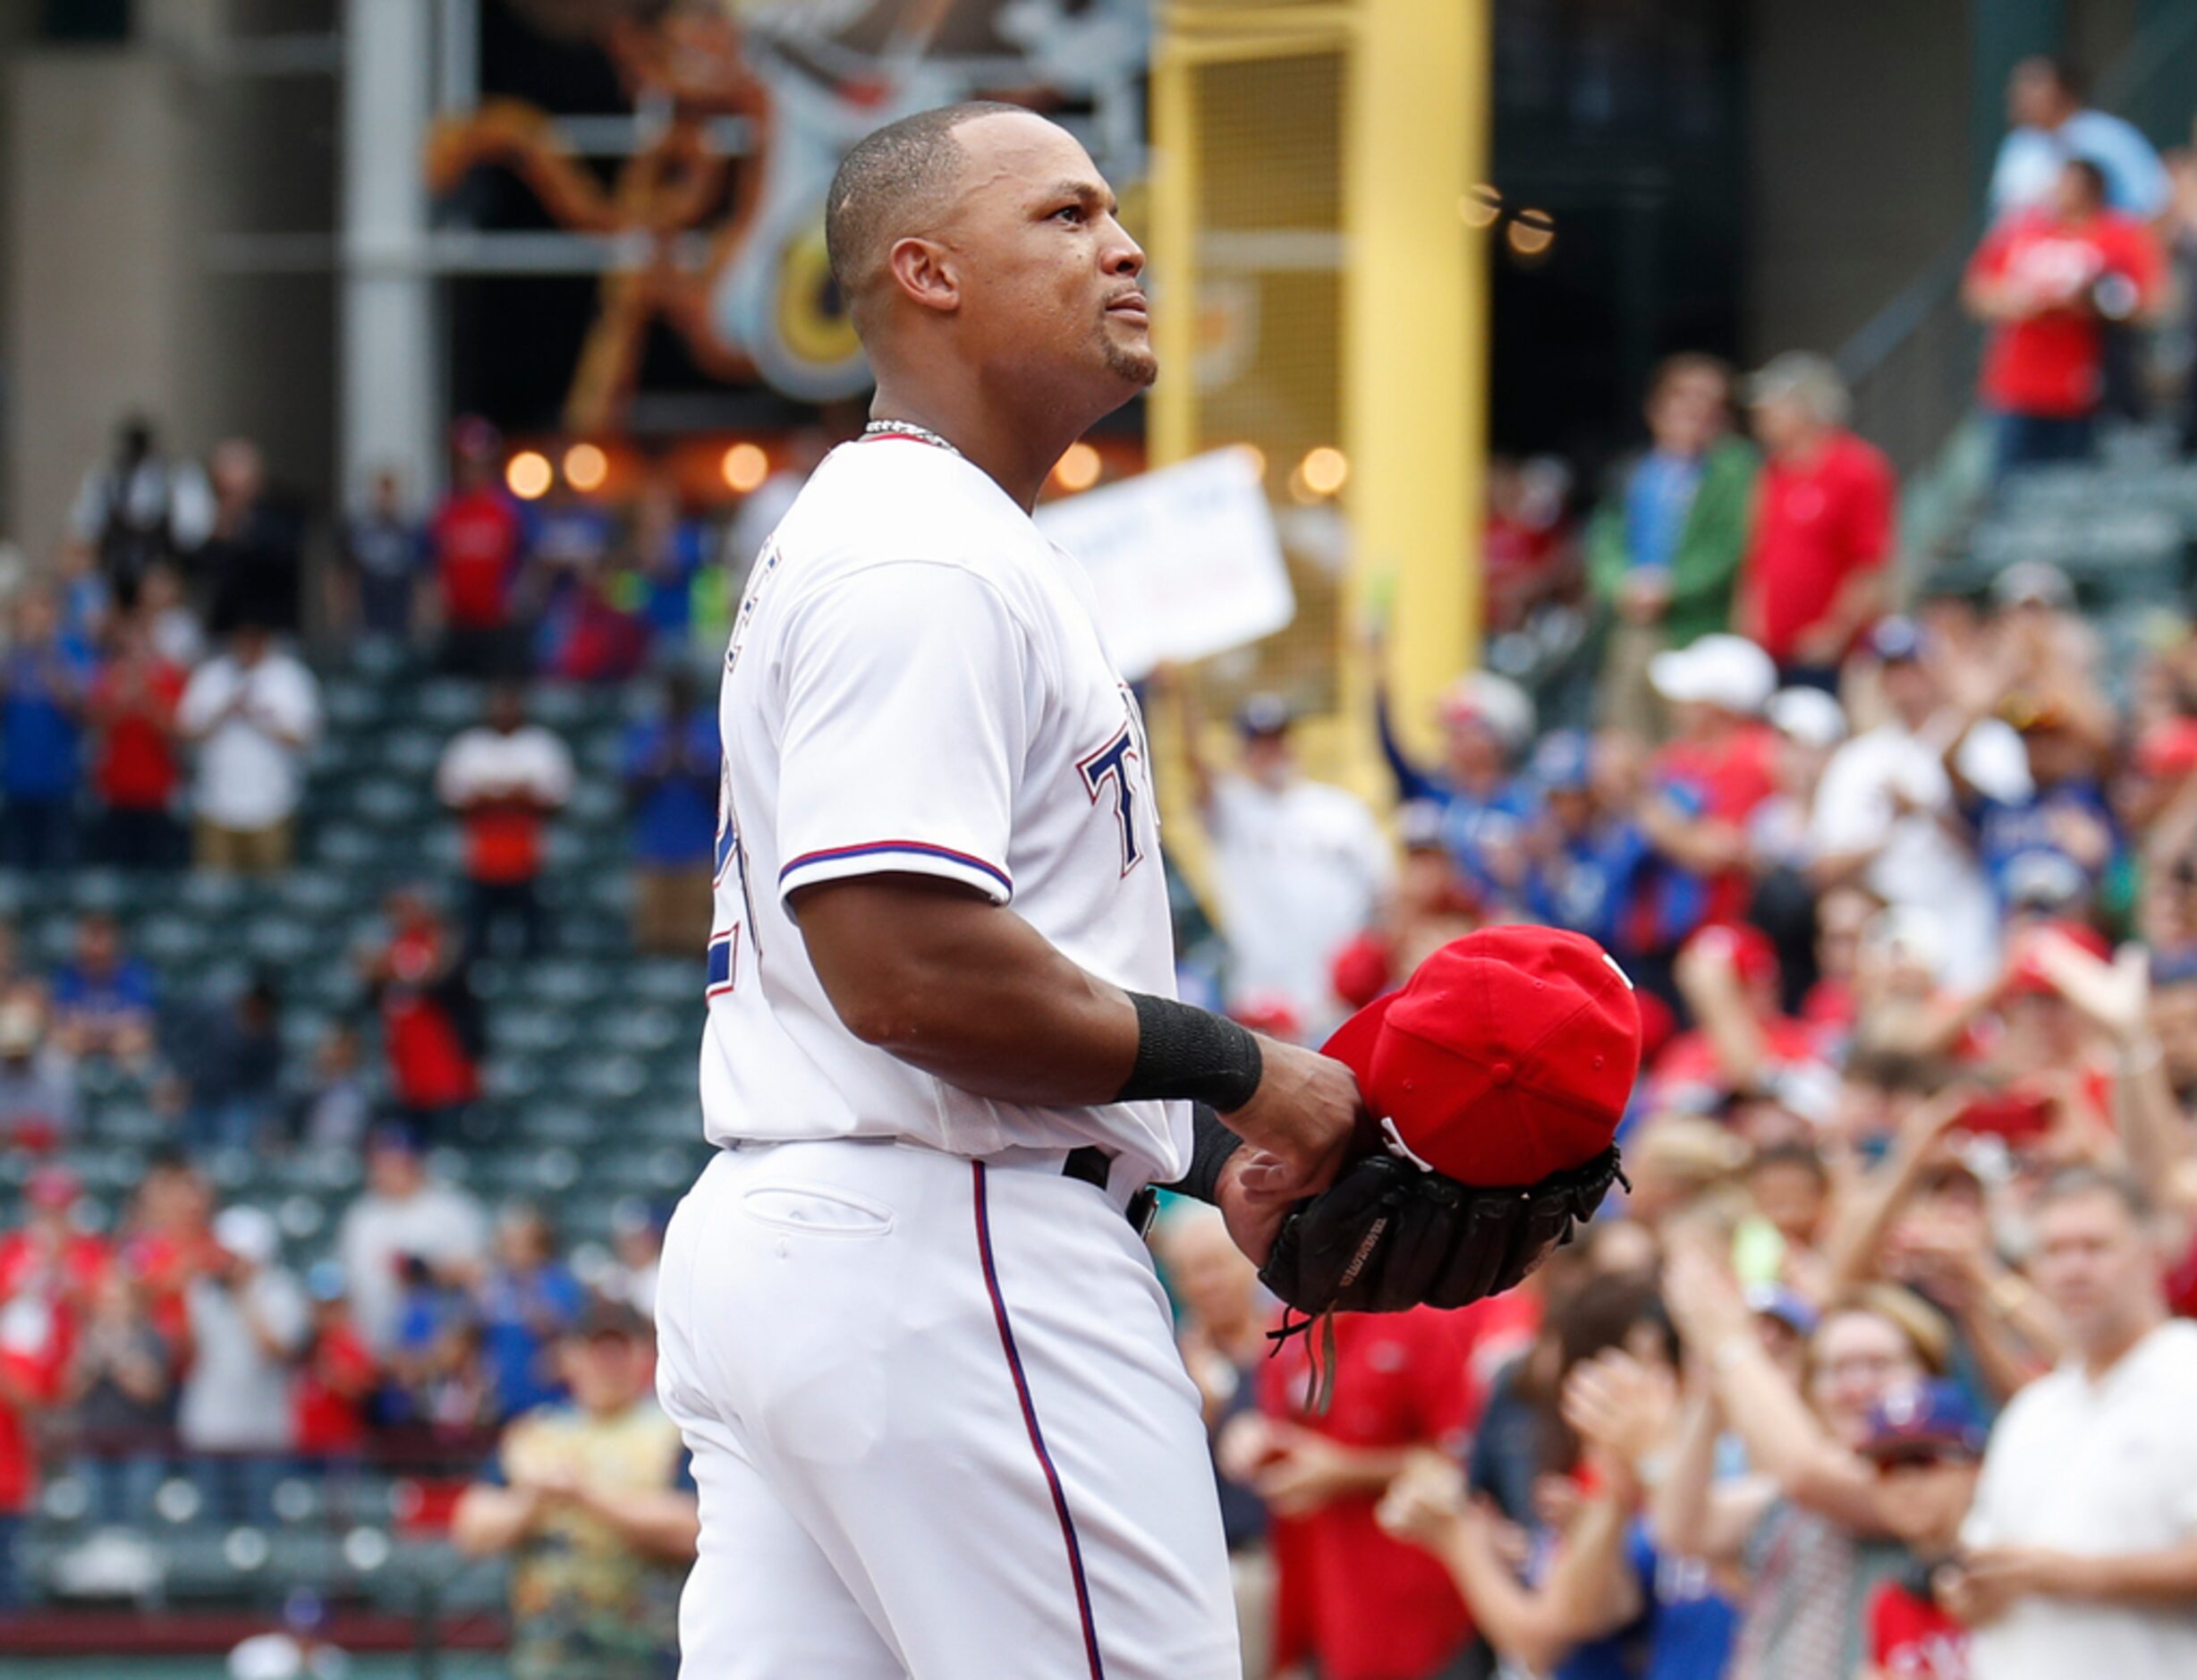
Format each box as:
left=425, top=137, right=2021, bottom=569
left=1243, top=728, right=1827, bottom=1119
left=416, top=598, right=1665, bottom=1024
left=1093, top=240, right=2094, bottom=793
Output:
left=1968, top=702, right=2117, bottom=922
left=0, top=587, right=93, bottom=870
left=1989, top=55, right=2170, bottom=220
left=1375, top=666, right=1540, bottom=906
left=621, top=672, right=721, bottom=955
left=618, top=477, right=710, bottom=660
left=50, top=912, right=157, bottom=1068
left=343, top=466, right=428, bottom=644
left=1522, top=730, right=1656, bottom=957
left=476, top=1203, right=585, bottom=1421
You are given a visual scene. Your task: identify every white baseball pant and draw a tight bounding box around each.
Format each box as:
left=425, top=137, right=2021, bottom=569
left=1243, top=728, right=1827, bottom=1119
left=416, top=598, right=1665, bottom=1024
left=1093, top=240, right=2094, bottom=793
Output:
left=655, top=1138, right=1240, bottom=1678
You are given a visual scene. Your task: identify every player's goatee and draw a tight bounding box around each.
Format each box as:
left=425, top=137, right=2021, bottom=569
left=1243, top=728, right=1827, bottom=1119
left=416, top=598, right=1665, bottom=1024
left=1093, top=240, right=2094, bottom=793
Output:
left=1105, top=339, right=1159, bottom=387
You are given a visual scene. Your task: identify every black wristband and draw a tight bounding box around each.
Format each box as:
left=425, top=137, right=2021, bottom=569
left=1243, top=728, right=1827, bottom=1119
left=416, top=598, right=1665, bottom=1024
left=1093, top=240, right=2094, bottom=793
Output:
left=1114, top=992, right=1265, bottom=1112
left=1164, top=1106, right=1249, bottom=1205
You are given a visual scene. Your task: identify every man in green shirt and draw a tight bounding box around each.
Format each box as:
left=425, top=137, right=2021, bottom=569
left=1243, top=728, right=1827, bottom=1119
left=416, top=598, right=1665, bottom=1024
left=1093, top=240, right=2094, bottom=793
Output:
left=1587, top=354, right=1759, bottom=734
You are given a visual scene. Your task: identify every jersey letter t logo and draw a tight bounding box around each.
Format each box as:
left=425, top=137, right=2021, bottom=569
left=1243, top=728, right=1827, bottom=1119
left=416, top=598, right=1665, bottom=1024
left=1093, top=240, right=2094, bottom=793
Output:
left=1078, top=728, right=1143, bottom=876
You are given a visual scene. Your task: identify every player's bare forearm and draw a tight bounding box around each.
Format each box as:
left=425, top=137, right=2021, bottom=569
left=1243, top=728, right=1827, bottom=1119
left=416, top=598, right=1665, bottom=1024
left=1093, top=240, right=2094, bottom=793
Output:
left=794, top=873, right=1361, bottom=1181
left=793, top=873, right=1140, bottom=1102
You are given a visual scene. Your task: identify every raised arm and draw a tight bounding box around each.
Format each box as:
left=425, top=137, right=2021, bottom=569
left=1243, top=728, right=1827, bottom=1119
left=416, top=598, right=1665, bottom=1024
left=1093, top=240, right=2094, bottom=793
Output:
left=1664, top=1241, right=1880, bottom=1532
left=1372, top=680, right=1441, bottom=806
left=1822, top=1088, right=1969, bottom=1297
left=1650, top=1375, right=1770, bottom=1565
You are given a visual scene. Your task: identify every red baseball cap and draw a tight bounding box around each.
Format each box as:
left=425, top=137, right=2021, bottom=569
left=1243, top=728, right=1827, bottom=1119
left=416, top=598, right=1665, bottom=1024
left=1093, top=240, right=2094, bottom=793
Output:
left=1321, top=927, right=1642, bottom=1185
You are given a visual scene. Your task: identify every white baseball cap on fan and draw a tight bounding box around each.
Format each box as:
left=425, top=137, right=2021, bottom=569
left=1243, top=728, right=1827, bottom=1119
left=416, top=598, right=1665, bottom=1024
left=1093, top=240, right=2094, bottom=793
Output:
left=1649, top=633, right=1777, bottom=716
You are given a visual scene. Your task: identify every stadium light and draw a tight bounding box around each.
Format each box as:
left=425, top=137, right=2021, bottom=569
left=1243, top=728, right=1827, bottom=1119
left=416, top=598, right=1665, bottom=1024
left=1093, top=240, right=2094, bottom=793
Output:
left=721, top=442, right=769, bottom=493
left=505, top=450, right=553, bottom=500
left=1459, top=184, right=1503, bottom=229
left=563, top=441, right=608, bottom=492
left=1051, top=442, right=1102, bottom=493
left=1507, top=208, right=1556, bottom=259
left=1299, top=445, right=1349, bottom=496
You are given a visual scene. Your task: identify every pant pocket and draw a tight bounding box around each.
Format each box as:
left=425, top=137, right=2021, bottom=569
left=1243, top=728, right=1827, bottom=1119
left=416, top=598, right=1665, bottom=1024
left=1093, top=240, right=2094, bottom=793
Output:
left=740, top=1181, right=896, bottom=1237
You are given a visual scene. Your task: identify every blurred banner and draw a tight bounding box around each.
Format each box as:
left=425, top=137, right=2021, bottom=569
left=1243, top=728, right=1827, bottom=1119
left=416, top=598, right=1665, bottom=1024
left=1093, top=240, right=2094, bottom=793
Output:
left=1036, top=448, right=1295, bottom=682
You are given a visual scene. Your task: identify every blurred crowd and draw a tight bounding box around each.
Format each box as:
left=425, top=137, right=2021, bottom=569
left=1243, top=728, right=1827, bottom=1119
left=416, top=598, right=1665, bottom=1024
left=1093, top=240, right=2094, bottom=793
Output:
left=0, top=1124, right=676, bottom=1651
left=1142, top=56, right=2197, bottom=1680
left=1163, top=518, right=2197, bottom=1677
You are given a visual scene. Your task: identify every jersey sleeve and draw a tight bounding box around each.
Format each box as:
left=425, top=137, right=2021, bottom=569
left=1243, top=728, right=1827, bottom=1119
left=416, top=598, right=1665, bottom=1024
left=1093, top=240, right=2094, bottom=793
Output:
left=774, top=561, right=1034, bottom=908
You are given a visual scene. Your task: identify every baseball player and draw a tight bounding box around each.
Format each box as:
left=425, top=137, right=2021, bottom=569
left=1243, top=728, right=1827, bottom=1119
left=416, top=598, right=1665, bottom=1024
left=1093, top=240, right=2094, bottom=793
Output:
left=654, top=102, right=1361, bottom=1679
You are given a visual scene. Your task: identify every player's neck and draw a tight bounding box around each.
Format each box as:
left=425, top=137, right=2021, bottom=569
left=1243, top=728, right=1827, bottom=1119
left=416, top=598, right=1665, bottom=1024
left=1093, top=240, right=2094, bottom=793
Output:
left=869, top=380, right=1076, bottom=513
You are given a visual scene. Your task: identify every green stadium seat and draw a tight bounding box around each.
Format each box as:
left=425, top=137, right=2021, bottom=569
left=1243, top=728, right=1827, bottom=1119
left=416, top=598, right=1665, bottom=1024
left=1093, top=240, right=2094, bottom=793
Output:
left=489, top=1007, right=572, bottom=1054
left=564, top=781, right=623, bottom=827
left=321, top=677, right=383, bottom=730
left=481, top=1056, right=543, bottom=1105
left=520, top=960, right=607, bottom=1006
left=512, top=1102, right=595, bottom=1146
left=310, top=822, right=382, bottom=871
left=417, top=678, right=487, bottom=729
left=378, top=727, right=445, bottom=776
left=598, top=1005, right=683, bottom=1054
left=135, top=909, right=212, bottom=962
left=526, top=685, right=590, bottom=730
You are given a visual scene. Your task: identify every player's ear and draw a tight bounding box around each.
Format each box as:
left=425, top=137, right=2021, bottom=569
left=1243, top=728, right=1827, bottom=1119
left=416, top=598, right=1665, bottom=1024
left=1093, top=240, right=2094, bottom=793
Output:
left=886, top=235, right=961, bottom=316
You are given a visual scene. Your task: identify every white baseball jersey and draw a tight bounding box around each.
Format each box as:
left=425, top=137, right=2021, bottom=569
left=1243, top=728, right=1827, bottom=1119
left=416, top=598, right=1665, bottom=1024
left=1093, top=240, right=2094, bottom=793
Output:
left=700, top=434, right=1192, bottom=1184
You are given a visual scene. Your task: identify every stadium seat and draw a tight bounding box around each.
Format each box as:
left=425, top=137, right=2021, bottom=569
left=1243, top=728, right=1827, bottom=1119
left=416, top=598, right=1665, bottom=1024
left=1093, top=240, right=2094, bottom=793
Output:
left=416, top=678, right=487, bottom=729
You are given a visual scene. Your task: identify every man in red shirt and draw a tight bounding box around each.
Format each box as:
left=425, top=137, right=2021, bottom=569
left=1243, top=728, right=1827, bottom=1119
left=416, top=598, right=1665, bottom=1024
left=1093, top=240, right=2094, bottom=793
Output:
left=0, top=1166, right=105, bottom=1603
left=1965, top=156, right=2167, bottom=485
left=362, top=888, right=482, bottom=1140
left=435, top=686, right=575, bottom=962
left=294, top=1260, right=379, bottom=1470
left=430, top=417, right=528, bottom=679
left=86, top=611, right=187, bottom=869
left=0, top=1166, right=110, bottom=1368
left=1234, top=1308, right=1483, bottom=1680
left=1736, top=352, right=1896, bottom=686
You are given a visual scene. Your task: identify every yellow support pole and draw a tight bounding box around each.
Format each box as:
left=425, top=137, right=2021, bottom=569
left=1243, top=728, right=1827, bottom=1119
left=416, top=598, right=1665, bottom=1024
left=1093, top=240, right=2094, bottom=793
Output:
left=1146, top=40, right=1200, bottom=470
left=1142, top=28, right=1213, bottom=903
left=1342, top=0, right=1488, bottom=773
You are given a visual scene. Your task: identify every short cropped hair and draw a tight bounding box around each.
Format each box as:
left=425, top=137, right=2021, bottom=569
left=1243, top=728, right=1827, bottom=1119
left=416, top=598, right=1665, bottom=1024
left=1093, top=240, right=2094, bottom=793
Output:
left=2033, top=1163, right=2151, bottom=1223
left=824, top=101, right=1029, bottom=329
left=1649, top=352, right=1733, bottom=403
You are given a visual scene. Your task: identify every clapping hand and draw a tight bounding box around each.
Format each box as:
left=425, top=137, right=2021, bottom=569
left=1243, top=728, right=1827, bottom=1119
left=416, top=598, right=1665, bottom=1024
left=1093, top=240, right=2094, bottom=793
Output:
left=1375, top=1448, right=1469, bottom=1548
left=1562, top=1348, right=1677, bottom=1494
